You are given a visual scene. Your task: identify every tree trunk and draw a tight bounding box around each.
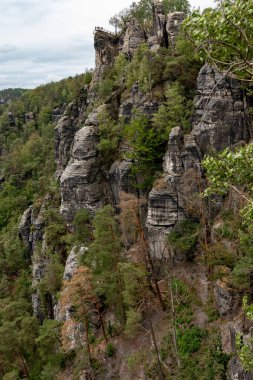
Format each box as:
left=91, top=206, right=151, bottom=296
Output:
left=84, top=317, right=92, bottom=366
left=96, top=303, right=108, bottom=342
left=169, top=278, right=180, bottom=368
left=18, top=353, right=30, bottom=380
left=144, top=298, right=165, bottom=380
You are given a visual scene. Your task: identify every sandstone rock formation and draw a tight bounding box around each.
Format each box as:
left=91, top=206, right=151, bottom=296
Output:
left=91, top=28, right=120, bottom=86
left=60, top=119, right=103, bottom=223
left=146, top=63, right=252, bottom=259
left=122, top=18, right=146, bottom=57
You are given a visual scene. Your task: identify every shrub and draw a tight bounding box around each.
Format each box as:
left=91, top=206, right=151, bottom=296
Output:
left=105, top=343, right=116, bottom=357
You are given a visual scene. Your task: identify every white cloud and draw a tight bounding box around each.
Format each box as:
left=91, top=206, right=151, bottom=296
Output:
left=0, top=0, right=215, bottom=89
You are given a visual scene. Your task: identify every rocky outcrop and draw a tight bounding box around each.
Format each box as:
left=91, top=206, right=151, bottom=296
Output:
left=166, top=12, right=185, bottom=46
left=147, top=64, right=252, bottom=259
left=92, top=28, right=119, bottom=86
left=228, top=357, right=253, bottom=380
left=60, top=114, right=103, bottom=223
left=214, top=278, right=240, bottom=318
left=192, top=64, right=251, bottom=154
left=109, top=159, right=138, bottom=207
left=19, top=206, right=33, bottom=252
left=63, top=246, right=87, bottom=281
left=152, top=0, right=167, bottom=48
left=19, top=204, right=46, bottom=320
left=122, top=18, right=146, bottom=57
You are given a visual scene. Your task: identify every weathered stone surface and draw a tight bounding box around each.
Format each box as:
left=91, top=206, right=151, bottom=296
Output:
left=84, top=104, right=107, bottom=127
left=59, top=103, right=105, bottom=223
left=91, top=29, right=119, bottom=86
left=227, top=357, right=253, bottom=380
left=166, top=12, right=185, bottom=46
left=54, top=103, right=80, bottom=177
left=214, top=278, right=240, bottom=318
left=25, top=112, right=35, bottom=124
left=122, top=18, right=146, bottom=57
left=19, top=206, right=33, bottom=251
left=109, top=160, right=138, bottom=206
left=163, top=126, right=185, bottom=176
left=72, top=126, right=98, bottom=160
left=153, top=0, right=167, bottom=47
left=192, top=64, right=251, bottom=155
left=63, top=246, right=87, bottom=281
left=60, top=158, right=103, bottom=222
left=147, top=64, right=252, bottom=259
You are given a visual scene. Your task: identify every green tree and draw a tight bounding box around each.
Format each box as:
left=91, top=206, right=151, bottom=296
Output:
left=163, top=0, right=190, bottom=14
left=60, top=266, right=107, bottom=363
left=72, top=208, right=91, bottom=244
left=152, top=82, right=193, bottom=134
left=0, top=299, right=39, bottom=379
left=203, top=144, right=253, bottom=289
left=85, top=206, right=125, bottom=321
left=184, top=0, right=253, bottom=81
left=35, top=320, right=65, bottom=380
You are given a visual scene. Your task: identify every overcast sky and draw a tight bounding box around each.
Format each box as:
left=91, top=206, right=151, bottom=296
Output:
left=0, top=0, right=215, bottom=90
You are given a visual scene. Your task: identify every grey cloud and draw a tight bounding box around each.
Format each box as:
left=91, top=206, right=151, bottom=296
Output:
left=0, top=0, right=51, bottom=24
left=0, top=44, right=18, bottom=54
left=0, top=42, right=94, bottom=89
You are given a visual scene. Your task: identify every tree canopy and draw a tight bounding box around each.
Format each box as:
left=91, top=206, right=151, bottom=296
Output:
left=183, top=0, right=253, bottom=81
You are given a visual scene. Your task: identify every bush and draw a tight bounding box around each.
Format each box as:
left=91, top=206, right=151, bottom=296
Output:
left=105, top=343, right=116, bottom=357
left=167, top=219, right=199, bottom=260
left=177, top=326, right=205, bottom=356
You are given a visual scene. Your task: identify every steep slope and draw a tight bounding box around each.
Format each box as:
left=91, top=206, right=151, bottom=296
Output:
left=1, top=1, right=253, bottom=380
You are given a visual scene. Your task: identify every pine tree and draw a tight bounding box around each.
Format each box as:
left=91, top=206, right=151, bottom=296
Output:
left=85, top=205, right=125, bottom=321
left=60, top=266, right=107, bottom=364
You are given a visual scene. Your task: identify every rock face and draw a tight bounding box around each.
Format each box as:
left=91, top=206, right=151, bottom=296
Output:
left=122, top=18, right=146, bottom=57
left=91, top=28, right=119, bottom=86
left=147, top=64, right=252, bottom=259
left=60, top=118, right=103, bottom=223
left=55, top=95, right=88, bottom=178
left=192, top=64, right=251, bottom=154
left=19, top=205, right=46, bottom=320
left=19, top=206, right=33, bottom=252
left=63, top=246, right=87, bottom=281
left=166, top=12, right=186, bottom=46
left=228, top=358, right=253, bottom=380
left=152, top=0, right=167, bottom=47
left=109, top=159, right=138, bottom=207
left=214, top=279, right=240, bottom=318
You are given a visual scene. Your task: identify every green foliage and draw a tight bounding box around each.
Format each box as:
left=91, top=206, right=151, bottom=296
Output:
left=235, top=297, right=253, bottom=371
left=72, top=208, right=91, bottom=244
left=0, top=299, right=39, bottom=377
left=35, top=319, right=65, bottom=379
left=163, top=0, right=190, bottom=14
left=105, top=343, right=116, bottom=357
left=184, top=0, right=253, bottom=81
left=0, top=73, right=90, bottom=377
left=203, top=144, right=253, bottom=289
left=167, top=219, right=199, bottom=259
left=152, top=82, right=193, bottom=133
left=177, top=326, right=205, bottom=356
left=97, top=111, right=122, bottom=163
left=0, top=88, right=27, bottom=103
left=85, top=206, right=124, bottom=319
left=124, top=111, right=166, bottom=189
left=111, top=0, right=190, bottom=31
left=120, top=262, right=149, bottom=335
left=203, top=144, right=253, bottom=198
left=2, top=370, right=21, bottom=380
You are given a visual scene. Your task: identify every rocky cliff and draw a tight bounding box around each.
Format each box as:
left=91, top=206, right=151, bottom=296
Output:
left=17, top=2, right=253, bottom=379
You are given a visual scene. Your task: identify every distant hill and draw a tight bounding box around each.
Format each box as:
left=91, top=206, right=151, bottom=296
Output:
left=0, top=88, right=28, bottom=104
